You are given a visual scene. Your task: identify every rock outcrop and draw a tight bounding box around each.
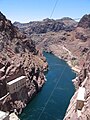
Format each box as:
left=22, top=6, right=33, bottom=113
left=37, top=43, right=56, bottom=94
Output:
left=78, top=14, right=90, bottom=28
left=63, top=14, right=90, bottom=120
left=0, top=12, right=48, bottom=114
left=64, top=51, right=90, bottom=120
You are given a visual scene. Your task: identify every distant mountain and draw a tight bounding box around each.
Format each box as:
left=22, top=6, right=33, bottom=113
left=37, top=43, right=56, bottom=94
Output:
left=78, top=14, right=90, bottom=28
left=13, top=17, right=77, bottom=34
left=14, top=14, right=90, bottom=66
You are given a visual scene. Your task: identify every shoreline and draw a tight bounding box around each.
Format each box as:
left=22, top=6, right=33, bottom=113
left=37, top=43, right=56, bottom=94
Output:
left=44, top=44, right=81, bottom=74
left=19, top=51, right=76, bottom=120
left=67, top=61, right=81, bottom=73
left=18, top=52, right=80, bottom=119
left=48, top=51, right=81, bottom=74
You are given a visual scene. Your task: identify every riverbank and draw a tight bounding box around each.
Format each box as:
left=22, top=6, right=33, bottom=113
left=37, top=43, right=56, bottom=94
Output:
left=58, top=55, right=81, bottom=73
left=46, top=44, right=81, bottom=74
left=67, top=61, right=81, bottom=73
left=46, top=52, right=81, bottom=74
left=64, top=51, right=90, bottom=120
left=20, top=52, right=76, bottom=120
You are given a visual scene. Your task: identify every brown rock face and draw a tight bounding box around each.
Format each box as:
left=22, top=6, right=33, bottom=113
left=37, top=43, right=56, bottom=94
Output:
left=64, top=51, right=90, bottom=120
left=78, top=14, right=90, bottom=28
left=0, top=12, right=48, bottom=114
left=14, top=14, right=90, bottom=68
left=14, top=13, right=90, bottom=119
left=13, top=17, right=77, bottom=34
left=0, top=11, right=90, bottom=118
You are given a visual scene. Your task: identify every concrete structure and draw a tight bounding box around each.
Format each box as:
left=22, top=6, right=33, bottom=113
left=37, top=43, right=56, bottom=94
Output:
left=0, top=111, right=9, bottom=120
left=76, top=87, right=85, bottom=110
left=9, top=113, right=20, bottom=120
left=7, top=76, right=26, bottom=94
left=0, top=93, right=9, bottom=101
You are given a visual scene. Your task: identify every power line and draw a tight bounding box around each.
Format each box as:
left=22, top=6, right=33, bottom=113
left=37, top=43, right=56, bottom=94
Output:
left=50, top=0, right=81, bottom=21
left=37, top=65, right=67, bottom=120
left=50, top=0, right=59, bottom=18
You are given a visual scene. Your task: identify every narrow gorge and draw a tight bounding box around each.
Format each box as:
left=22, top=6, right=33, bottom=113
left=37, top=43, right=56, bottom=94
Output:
left=20, top=52, right=76, bottom=120
left=0, top=11, right=90, bottom=120
left=14, top=14, right=90, bottom=120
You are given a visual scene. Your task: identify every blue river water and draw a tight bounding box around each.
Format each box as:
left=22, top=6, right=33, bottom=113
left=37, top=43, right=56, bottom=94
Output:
left=20, top=52, right=76, bottom=120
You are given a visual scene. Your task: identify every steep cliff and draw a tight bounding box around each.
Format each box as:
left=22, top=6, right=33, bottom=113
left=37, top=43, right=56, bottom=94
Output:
left=64, top=51, right=90, bottom=120
left=0, top=12, right=48, bottom=114
left=64, top=14, right=90, bottom=120
left=78, top=14, right=90, bottom=28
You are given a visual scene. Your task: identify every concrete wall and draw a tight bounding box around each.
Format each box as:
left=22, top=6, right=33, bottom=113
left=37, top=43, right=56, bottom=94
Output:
left=76, top=100, right=84, bottom=110
left=7, top=76, right=26, bottom=94
left=0, top=111, right=9, bottom=120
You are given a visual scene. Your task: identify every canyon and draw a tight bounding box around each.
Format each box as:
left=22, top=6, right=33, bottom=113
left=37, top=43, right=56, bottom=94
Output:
left=14, top=14, right=90, bottom=119
left=14, top=15, right=90, bottom=70
left=0, top=11, right=90, bottom=120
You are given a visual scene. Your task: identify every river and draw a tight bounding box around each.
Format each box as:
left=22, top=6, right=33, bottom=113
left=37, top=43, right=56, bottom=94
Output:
left=20, top=52, right=76, bottom=120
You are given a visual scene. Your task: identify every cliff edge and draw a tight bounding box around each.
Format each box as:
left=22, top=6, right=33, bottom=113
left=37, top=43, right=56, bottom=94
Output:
left=64, top=51, right=90, bottom=120
left=0, top=12, right=48, bottom=114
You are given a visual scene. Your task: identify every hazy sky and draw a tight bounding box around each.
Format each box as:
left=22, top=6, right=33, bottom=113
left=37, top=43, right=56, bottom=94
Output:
left=0, top=0, right=90, bottom=23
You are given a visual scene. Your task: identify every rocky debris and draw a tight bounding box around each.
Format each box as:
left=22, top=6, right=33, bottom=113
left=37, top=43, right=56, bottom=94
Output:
left=0, top=12, right=27, bottom=57
left=14, top=38, right=37, bottom=54
left=0, top=52, right=47, bottom=114
left=64, top=51, right=90, bottom=120
left=78, top=14, right=90, bottom=28
left=0, top=12, right=48, bottom=115
left=75, top=32, right=87, bottom=42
